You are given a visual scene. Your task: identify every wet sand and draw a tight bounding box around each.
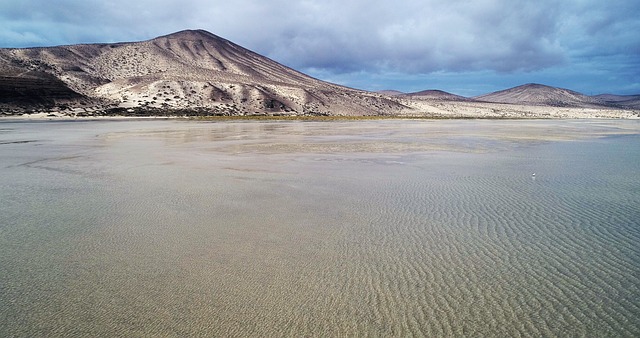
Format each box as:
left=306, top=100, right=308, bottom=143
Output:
left=1, top=119, right=639, bottom=336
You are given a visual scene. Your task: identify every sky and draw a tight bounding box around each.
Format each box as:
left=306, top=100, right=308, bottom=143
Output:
left=1, top=0, right=639, bottom=96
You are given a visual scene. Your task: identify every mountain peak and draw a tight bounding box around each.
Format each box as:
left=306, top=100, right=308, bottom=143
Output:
left=475, top=83, right=603, bottom=107
left=155, top=29, right=224, bottom=42
left=1, top=31, right=634, bottom=117
left=0, top=30, right=407, bottom=116
left=403, top=89, right=470, bottom=101
left=519, top=83, right=552, bottom=89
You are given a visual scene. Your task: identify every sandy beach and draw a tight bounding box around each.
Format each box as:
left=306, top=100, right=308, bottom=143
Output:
left=2, top=100, right=639, bottom=120
left=2, top=119, right=639, bottom=336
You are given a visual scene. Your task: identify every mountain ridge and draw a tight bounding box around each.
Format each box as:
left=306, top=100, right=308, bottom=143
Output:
left=0, top=29, right=407, bottom=116
left=1, top=30, right=638, bottom=118
left=474, top=83, right=606, bottom=108
left=403, top=89, right=472, bottom=101
left=592, top=93, right=640, bottom=109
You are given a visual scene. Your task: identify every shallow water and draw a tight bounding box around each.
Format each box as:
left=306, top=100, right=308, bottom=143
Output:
left=1, top=119, right=639, bottom=336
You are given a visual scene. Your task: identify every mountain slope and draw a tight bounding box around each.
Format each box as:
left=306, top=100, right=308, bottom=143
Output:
left=0, top=29, right=407, bottom=115
left=592, top=94, right=640, bottom=109
left=475, top=83, right=604, bottom=108
left=376, top=90, right=404, bottom=96
left=1, top=31, right=636, bottom=118
left=403, top=89, right=470, bottom=101
left=0, top=72, right=85, bottom=106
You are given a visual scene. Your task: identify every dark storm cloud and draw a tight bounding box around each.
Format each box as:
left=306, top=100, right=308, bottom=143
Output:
left=1, top=0, right=638, bottom=94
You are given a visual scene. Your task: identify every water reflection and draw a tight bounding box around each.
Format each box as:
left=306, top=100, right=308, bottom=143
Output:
left=1, top=119, right=639, bottom=337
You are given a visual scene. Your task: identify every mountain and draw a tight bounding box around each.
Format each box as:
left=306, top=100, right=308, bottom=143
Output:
left=376, top=90, right=404, bottom=96
left=0, top=31, right=636, bottom=118
left=403, top=89, right=471, bottom=101
left=0, top=29, right=406, bottom=116
left=475, top=83, right=605, bottom=108
left=592, top=94, right=640, bottom=109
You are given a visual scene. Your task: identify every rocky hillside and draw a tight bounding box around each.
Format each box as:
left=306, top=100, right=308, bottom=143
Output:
left=0, top=73, right=86, bottom=106
left=403, top=90, right=472, bottom=101
left=0, top=30, right=407, bottom=116
left=592, top=94, right=640, bottom=109
left=0, top=31, right=637, bottom=118
left=475, top=83, right=605, bottom=108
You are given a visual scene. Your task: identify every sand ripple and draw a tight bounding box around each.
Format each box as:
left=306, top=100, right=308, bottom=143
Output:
left=1, top=119, right=639, bottom=336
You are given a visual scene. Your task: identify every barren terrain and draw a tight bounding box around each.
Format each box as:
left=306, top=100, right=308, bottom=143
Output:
left=1, top=30, right=638, bottom=118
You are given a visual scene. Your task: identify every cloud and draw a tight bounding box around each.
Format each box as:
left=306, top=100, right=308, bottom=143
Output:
left=236, top=0, right=569, bottom=73
left=0, top=0, right=568, bottom=72
left=1, top=0, right=638, bottom=94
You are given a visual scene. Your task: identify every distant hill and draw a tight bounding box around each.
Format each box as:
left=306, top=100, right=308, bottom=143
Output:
left=376, top=90, right=404, bottom=96
left=592, top=94, right=640, bottom=109
left=475, top=83, right=605, bottom=108
left=403, top=89, right=471, bottom=101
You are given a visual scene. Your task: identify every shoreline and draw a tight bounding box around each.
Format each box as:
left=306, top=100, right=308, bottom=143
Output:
left=2, top=111, right=639, bottom=121
left=2, top=102, right=638, bottom=121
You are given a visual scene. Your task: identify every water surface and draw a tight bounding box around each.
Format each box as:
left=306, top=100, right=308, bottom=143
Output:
left=1, top=119, right=639, bottom=336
